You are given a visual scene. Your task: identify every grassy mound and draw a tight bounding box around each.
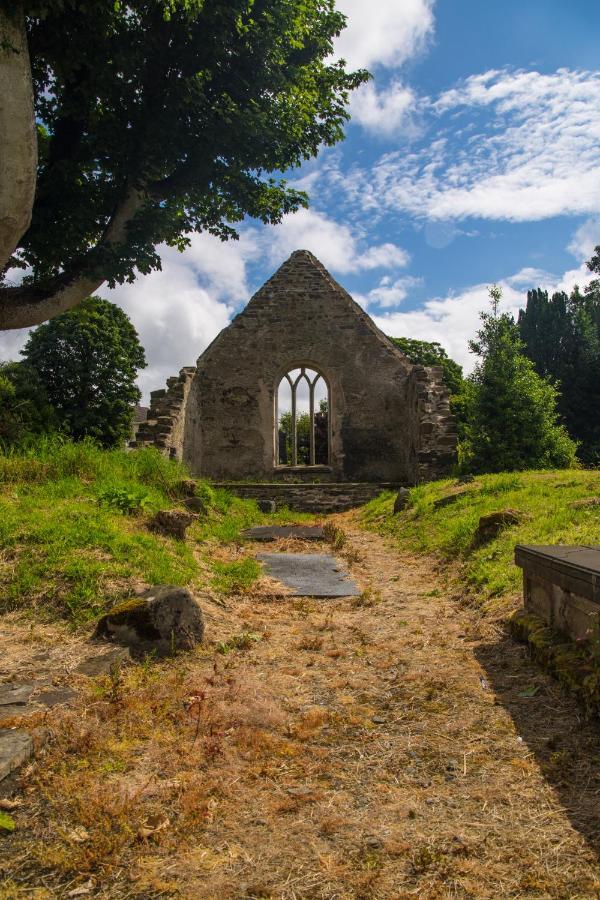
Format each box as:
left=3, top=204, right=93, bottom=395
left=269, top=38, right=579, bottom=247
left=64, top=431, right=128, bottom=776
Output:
left=362, top=469, right=600, bottom=618
left=0, top=439, right=306, bottom=625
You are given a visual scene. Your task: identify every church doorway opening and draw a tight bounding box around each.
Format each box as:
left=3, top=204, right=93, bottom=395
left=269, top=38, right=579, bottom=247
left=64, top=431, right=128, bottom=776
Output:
left=276, top=366, right=330, bottom=467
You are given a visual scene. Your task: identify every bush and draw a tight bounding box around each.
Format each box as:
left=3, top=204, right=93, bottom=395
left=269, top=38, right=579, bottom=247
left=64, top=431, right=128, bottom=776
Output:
left=461, top=288, right=577, bottom=474
left=0, top=361, right=59, bottom=447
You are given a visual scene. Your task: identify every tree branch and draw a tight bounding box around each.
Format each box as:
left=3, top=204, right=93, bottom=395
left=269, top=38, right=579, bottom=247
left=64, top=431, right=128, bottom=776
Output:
left=0, top=3, right=37, bottom=272
left=0, top=187, right=146, bottom=330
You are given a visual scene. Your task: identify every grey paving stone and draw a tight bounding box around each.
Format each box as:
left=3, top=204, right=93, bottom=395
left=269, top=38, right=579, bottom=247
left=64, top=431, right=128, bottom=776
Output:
left=242, top=525, right=325, bottom=542
left=75, top=647, right=132, bottom=677
left=0, top=683, right=37, bottom=707
left=0, top=729, right=33, bottom=782
left=257, top=553, right=360, bottom=598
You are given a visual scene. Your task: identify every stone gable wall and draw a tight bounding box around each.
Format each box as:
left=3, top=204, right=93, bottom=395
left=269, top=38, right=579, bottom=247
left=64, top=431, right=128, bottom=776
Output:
left=134, top=251, right=458, bottom=484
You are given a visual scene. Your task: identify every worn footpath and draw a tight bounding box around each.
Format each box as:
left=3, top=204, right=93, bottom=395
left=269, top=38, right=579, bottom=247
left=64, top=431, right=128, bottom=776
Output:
left=1, top=517, right=600, bottom=898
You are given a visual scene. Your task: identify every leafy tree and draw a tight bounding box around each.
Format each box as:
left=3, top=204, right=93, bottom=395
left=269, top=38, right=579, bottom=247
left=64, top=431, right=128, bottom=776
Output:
left=518, top=245, right=600, bottom=464
left=21, top=296, right=146, bottom=447
left=0, top=360, right=58, bottom=446
left=389, top=336, right=464, bottom=396
left=462, top=286, right=577, bottom=474
left=0, top=0, right=367, bottom=329
left=278, top=400, right=328, bottom=465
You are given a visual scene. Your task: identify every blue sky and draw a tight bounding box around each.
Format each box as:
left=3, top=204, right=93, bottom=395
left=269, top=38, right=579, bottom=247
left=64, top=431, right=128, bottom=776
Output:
left=2, top=0, right=599, bottom=399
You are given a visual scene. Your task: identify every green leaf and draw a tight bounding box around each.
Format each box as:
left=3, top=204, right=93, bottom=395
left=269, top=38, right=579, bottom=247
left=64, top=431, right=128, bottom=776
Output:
left=518, top=685, right=541, bottom=698
left=0, top=811, right=16, bottom=832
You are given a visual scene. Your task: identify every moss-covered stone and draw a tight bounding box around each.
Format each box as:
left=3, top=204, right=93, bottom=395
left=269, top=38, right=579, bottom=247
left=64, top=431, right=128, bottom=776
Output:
left=510, top=608, right=600, bottom=718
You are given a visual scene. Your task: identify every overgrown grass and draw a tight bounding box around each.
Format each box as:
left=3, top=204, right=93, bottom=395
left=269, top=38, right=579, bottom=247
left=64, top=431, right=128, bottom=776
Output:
left=0, top=439, right=311, bottom=624
left=362, top=469, right=600, bottom=616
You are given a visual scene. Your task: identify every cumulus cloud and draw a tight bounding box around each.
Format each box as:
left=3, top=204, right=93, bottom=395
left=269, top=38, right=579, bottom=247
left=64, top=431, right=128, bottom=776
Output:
left=248, top=207, right=410, bottom=274
left=355, top=68, right=600, bottom=222
left=349, top=80, right=419, bottom=137
left=372, top=257, right=595, bottom=373
left=567, top=217, right=600, bottom=262
left=334, top=0, right=435, bottom=71
left=358, top=275, right=423, bottom=309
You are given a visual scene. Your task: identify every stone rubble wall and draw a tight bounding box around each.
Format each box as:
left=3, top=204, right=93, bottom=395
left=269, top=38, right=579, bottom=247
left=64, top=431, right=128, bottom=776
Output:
left=130, top=366, right=196, bottom=459
left=215, top=482, right=399, bottom=513
left=406, top=365, right=458, bottom=482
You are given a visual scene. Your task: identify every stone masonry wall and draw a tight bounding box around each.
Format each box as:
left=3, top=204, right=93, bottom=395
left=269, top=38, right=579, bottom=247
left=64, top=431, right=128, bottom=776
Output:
left=134, top=251, right=458, bottom=483
left=406, top=365, right=458, bottom=482
left=130, top=366, right=195, bottom=459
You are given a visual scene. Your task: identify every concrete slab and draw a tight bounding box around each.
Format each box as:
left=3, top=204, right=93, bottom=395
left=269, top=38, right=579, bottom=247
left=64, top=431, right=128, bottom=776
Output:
left=257, top=553, right=360, bottom=598
left=242, top=525, right=326, bottom=542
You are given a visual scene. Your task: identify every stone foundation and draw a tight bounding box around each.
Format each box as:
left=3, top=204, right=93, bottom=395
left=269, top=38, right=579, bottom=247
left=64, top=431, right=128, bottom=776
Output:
left=216, top=482, right=397, bottom=513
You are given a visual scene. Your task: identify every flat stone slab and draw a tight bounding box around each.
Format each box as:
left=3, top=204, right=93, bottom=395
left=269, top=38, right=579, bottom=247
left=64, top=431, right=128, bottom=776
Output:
left=74, top=647, right=132, bottom=677
left=0, top=729, right=33, bottom=782
left=242, top=525, right=326, bottom=542
left=0, top=683, right=37, bottom=707
left=257, top=553, right=360, bottom=598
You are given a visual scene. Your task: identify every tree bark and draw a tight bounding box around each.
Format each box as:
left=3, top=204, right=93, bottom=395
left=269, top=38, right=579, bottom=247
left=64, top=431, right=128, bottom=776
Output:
left=0, top=4, right=37, bottom=273
left=0, top=188, right=146, bottom=329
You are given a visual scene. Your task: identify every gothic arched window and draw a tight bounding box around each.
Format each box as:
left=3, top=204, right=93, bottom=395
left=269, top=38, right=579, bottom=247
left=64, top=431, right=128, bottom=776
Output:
left=276, top=366, right=329, bottom=467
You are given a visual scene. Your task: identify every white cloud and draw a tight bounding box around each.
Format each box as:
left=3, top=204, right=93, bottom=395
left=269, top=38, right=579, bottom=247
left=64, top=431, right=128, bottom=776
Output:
left=358, top=275, right=423, bottom=309
left=567, top=217, right=600, bottom=262
left=250, top=207, right=409, bottom=274
left=350, top=81, right=418, bottom=137
left=355, top=68, right=600, bottom=222
left=334, top=0, right=434, bottom=71
left=372, top=257, right=595, bottom=374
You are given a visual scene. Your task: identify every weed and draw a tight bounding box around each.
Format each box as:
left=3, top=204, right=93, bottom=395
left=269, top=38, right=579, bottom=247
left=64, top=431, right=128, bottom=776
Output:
left=97, top=486, right=151, bottom=515
left=353, top=586, right=382, bottom=608
left=324, top=522, right=347, bottom=550
left=216, top=631, right=262, bottom=654
left=297, top=635, right=324, bottom=652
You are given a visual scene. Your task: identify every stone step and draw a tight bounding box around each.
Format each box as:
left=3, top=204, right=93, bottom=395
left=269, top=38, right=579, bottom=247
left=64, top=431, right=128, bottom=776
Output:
left=213, top=482, right=400, bottom=513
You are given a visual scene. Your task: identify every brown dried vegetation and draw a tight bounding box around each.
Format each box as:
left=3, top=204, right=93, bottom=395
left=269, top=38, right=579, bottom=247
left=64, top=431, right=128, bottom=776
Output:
left=1, top=523, right=600, bottom=898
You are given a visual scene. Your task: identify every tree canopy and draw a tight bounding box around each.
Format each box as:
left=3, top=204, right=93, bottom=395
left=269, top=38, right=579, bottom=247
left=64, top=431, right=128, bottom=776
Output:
left=389, top=336, right=464, bottom=396
left=21, top=296, right=146, bottom=447
left=461, top=287, right=577, bottom=474
left=518, top=245, right=600, bottom=464
left=0, top=0, right=367, bottom=329
left=0, top=360, right=58, bottom=447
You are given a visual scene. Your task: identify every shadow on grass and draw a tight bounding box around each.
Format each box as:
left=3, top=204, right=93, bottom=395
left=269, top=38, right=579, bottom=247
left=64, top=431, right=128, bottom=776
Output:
left=475, top=633, right=600, bottom=856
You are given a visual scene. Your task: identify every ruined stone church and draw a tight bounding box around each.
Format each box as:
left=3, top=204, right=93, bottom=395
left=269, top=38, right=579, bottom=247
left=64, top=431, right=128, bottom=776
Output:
left=132, top=251, right=457, bottom=492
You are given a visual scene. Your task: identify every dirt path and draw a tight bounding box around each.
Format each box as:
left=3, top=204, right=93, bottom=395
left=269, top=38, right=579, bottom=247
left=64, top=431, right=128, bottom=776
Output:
left=2, top=518, right=600, bottom=898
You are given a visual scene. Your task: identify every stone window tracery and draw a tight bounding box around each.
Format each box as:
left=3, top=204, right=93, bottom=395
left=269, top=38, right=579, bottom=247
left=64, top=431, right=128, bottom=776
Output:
left=276, top=366, right=329, bottom=467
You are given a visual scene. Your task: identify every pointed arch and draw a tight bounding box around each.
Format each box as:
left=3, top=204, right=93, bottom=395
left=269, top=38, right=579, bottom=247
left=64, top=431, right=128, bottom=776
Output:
left=275, top=364, right=330, bottom=467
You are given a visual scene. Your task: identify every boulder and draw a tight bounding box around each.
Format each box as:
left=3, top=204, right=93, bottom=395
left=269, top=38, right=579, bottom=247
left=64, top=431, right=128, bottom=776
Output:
left=474, top=509, right=521, bottom=546
left=570, top=497, right=600, bottom=509
left=94, top=586, right=205, bottom=655
left=179, top=479, right=198, bottom=498
left=149, top=509, right=194, bottom=540
left=393, top=488, right=410, bottom=514
left=433, top=490, right=470, bottom=510
left=257, top=499, right=276, bottom=514
left=183, top=496, right=208, bottom=514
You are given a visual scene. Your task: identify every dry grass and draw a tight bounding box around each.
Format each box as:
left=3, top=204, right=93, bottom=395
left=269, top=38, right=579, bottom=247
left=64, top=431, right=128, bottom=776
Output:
left=1, top=524, right=600, bottom=897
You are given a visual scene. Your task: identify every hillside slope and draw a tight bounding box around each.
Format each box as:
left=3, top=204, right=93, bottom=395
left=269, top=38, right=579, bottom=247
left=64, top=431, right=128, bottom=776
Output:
left=361, top=469, right=600, bottom=620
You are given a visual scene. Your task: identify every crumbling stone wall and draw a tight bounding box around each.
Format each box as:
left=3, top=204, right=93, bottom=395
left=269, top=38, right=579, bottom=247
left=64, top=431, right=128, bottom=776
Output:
left=135, top=250, right=458, bottom=483
left=130, top=366, right=195, bottom=459
left=406, top=365, right=458, bottom=481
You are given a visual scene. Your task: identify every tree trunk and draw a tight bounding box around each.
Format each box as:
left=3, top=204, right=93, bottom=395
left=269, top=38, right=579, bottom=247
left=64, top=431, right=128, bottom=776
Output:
left=0, top=188, right=147, bottom=329
left=0, top=4, right=37, bottom=273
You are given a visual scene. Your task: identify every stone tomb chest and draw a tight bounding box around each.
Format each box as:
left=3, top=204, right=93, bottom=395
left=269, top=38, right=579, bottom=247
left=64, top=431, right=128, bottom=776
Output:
left=515, top=544, right=600, bottom=642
